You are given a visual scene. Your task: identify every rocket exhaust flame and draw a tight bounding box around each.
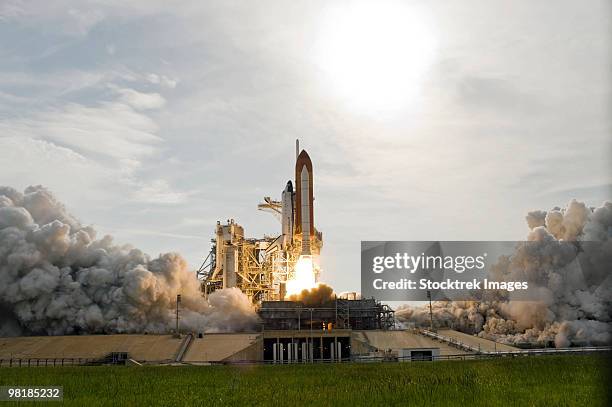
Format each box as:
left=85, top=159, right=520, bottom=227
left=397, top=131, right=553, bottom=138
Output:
left=285, top=255, right=316, bottom=297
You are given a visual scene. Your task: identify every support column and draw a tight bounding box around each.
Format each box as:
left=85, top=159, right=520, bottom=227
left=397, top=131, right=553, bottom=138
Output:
left=273, top=343, right=277, bottom=364
left=334, top=337, right=338, bottom=362
left=320, top=336, right=323, bottom=360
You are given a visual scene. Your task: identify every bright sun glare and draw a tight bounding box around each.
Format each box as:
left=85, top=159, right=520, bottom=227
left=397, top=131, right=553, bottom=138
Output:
left=316, top=1, right=437, bottom=112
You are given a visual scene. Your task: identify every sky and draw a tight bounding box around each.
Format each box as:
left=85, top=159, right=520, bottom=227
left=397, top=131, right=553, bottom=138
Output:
left=0, top=0, right=610, bottom=293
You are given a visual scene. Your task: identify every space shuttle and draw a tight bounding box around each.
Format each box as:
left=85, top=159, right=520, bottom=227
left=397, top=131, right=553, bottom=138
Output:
left=259, top=140, right=318, bottom=257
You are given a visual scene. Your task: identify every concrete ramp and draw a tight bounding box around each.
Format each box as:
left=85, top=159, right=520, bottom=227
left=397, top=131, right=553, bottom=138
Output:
left=174, top=334, right=194, bottom=362
left=351, top=331, right=377, bottom=355
left=0, top=335, right=183, bottom=362
left=437, top=329, right=519, bottom=352
left=360, top=330, right=470, bottom=355
left=182, top=334, right=262, bottom=363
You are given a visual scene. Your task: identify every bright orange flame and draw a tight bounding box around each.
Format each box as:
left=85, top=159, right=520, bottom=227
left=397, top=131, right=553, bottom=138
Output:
left=285, top=255, right=316, bottom=297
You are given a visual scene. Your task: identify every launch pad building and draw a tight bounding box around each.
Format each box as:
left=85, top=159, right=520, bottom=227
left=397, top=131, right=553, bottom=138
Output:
left=259, top=298, right=395, bottom=331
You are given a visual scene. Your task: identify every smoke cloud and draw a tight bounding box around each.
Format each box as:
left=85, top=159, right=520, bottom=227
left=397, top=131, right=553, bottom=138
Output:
left=287, top=283, right=335, bottom=306
left=396, top=199, right=612, bottom=347
left=0, top=185, right=259, bottom=336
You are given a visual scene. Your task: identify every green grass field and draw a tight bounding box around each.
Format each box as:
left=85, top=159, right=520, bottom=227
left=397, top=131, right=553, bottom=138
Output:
left=0, top=355, right=608, bottom=406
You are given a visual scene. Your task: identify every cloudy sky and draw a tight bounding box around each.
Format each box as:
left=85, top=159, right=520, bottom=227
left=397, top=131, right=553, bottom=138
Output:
left=1, top=0, right=610, bottom=292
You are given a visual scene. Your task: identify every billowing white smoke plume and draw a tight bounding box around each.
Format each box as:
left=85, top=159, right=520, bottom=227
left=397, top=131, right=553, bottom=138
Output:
left=0, top=186, right=259, bottom=336
left=396, top=199, right=612, bottom=347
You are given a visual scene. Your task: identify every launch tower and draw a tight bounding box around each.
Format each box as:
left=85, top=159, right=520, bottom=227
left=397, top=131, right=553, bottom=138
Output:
left=198, top=141, right=323, bottom=304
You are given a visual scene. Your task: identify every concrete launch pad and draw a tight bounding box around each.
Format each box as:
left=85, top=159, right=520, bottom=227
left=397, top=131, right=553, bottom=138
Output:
left=0, top=329, right=519, bottom=365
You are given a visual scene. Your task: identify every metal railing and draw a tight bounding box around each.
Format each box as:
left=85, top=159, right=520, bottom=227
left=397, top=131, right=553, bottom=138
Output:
left=419, top=329, right=483, bottom=353
left=1, top=346, right=609, bottom=367
left=0, top=358, right=97, bottom=367
left=184, top=347, right=612, bottom=365
left=353, top=347, right=612, bottom=363
left=418, top=329, right=612, bottom=356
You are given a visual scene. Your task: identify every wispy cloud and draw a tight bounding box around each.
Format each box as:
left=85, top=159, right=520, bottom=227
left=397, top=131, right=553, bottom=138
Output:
left=128, top=179, right=195, bottom=204
left=102, top=226, right=207, bottom=240
left=1, top=101, right=162, bottom=160
left=113, top=87, right=166, bottom=110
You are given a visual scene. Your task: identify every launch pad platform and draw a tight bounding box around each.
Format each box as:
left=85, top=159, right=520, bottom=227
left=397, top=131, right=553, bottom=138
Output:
left=258, top=298, right=395, bottom=331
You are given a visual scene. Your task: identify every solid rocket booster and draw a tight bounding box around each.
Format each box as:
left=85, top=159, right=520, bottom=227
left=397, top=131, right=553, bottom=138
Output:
left=295, top=149, right=314, bottom=256
left=281, top=180, right=293, bottom=249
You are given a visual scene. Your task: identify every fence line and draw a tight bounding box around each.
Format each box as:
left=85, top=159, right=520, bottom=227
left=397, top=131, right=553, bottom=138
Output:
left=1, top=346, right=610, bottom=367
left=0, top=358, right=97, bottom=367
